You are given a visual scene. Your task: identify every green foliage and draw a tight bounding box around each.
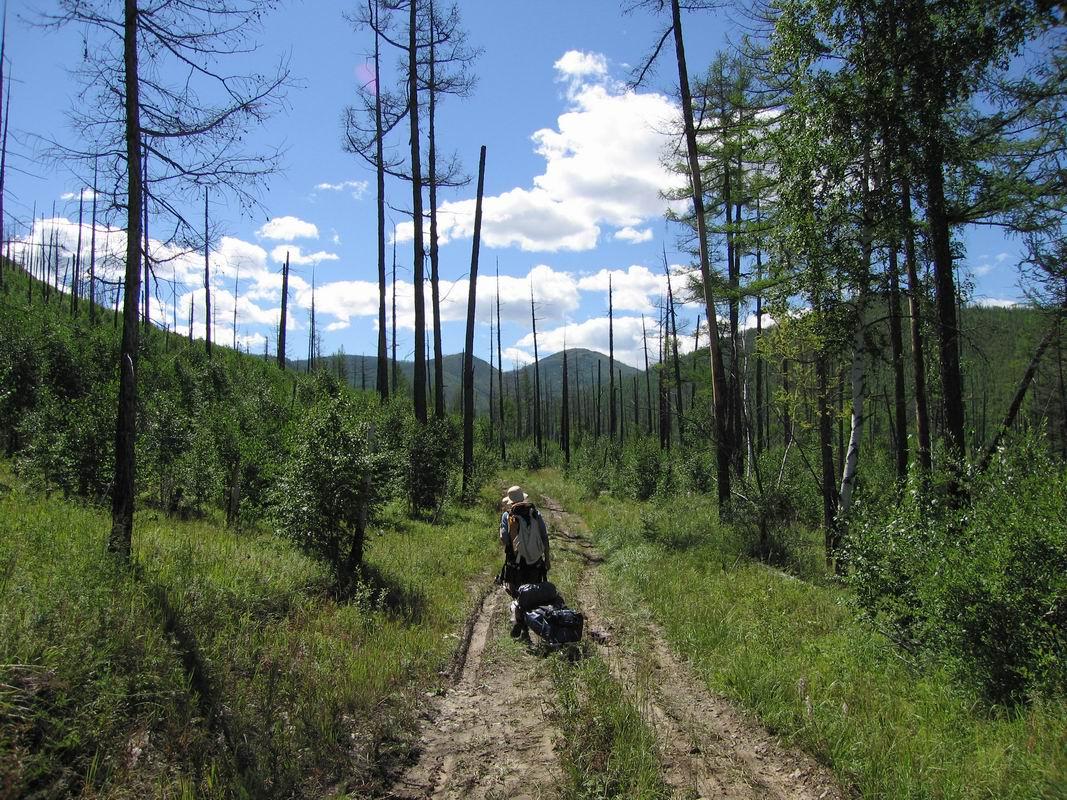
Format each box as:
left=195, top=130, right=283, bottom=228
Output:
left=620, top=436, right=661, bottom=501
left=850, top=436, right=1067, bottom=704
left=679, top=445, right=715, bottom=494
left=0, top=304, right=116, bottom=498
left=567, top=437, right=618, bottom=499
left=552, top=656, right=670, bottom=800
left=274, top=390, right=387, bottom=582
left=546, top=469, right=1067, bottom=800
left=503, top=439, right=544, bottom=472
left=406, top=415, right=459, bottom=516
left=0, top=471, right=499, bottom=798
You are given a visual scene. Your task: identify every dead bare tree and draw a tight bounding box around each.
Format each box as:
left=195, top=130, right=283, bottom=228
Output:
left=278, top=250, right=289, bottom=369
left=461, top=144, right=486, bottom=498
left=628, top=0, right=732, bottom=508
left=422, top=0, right=478, bottom=418
left=608, top=275, right=616, bottom=439
left=43, top=0, right=290, bottom=561
left=344, top=0, right=405, bottom=401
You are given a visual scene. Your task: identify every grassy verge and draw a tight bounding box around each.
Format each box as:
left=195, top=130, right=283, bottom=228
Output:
left=0, top=477, right=500, bottom=799
left=551, top=655, right=669, bottom=800
left=518, top=468, right=1067, bottom=800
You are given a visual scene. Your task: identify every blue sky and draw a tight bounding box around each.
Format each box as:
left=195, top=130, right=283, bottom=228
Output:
left=3, top=1, right=1028, bottom=368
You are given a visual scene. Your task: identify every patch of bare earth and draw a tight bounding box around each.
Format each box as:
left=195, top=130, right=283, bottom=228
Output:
left=383, top=584, right=560, bottom=800
left=540, top=495, right=845, bottom=800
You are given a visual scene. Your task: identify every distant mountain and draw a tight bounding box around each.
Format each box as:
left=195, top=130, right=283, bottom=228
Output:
left=293, top=347, right=647, bottom=416
left=292, top=352, right=497, bottom=414
left=506, top=348, right=642, bottom=396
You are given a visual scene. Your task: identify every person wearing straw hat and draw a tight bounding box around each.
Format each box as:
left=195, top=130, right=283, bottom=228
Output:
left=499, top=485, right=551, bottom=638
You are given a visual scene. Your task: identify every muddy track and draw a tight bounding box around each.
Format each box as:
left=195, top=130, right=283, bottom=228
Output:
left=383, top=496, right=845, bottom=800
left=384, top=580, right=560, bottom=799
left=540, top=495, right=845, bottom=800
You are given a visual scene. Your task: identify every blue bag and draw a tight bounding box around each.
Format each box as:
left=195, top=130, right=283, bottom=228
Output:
left=525, top=605, right=584, bottom=644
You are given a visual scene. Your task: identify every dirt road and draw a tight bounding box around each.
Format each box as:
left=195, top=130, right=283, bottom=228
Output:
left=382, top=496, right=844, bottom=800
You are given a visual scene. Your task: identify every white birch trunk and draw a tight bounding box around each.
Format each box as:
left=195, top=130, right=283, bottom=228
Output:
left=838, top=300, right=867, bottom=517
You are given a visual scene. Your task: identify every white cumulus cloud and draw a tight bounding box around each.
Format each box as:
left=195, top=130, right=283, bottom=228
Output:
left=314, top=179, right=369, bottom=199
left=270, top=245, right=339, bottom=266
left=614, top=226, right=653, bottom=244
left=395, top=52, right=683, bottom=253
left=554, top=50, right=609, bottom=80
left=577, top=265, right=668, bottom=312
left=256, top=215, right=319, bottom=241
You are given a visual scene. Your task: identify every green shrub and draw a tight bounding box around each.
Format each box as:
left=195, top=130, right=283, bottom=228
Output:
left=679, top=446, right=715, bottom=494
left=622, top=437, right=661, bottom=501
left=510, top=440, right=544, bottom=472
left=274, top=392, right=387, bottom=583
left=849, top=437, right=1067, bottom=704
left=405, top=415, right=457, bottom=517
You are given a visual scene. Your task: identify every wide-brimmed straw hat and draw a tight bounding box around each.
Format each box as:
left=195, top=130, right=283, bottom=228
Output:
left=502, top=485, right=529, bottom=506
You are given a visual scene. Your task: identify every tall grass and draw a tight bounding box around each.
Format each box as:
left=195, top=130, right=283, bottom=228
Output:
left=0, top=478, right=500, bottom=799
left=521, top=468, right=1067, bottom=800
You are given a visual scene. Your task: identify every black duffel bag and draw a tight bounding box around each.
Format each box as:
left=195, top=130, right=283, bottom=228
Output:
left=516, top=581, right=563, bottom=611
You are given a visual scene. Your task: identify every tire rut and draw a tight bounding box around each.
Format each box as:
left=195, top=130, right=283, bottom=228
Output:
left=540, top=495, right=845, bottom=800
left=384, top=579, right=561, bottom=800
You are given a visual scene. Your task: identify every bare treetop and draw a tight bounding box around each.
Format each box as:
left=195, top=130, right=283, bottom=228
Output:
left=41, top=0, right=292, bottom=243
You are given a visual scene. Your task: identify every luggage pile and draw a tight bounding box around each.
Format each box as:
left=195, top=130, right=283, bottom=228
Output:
left=512, top=581, right=584, bottom=646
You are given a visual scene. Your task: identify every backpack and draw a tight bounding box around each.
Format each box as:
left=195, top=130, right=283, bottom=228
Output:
left=507, top=503, right=545, bottom=565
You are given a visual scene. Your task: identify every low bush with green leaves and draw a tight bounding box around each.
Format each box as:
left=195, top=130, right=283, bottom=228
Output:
left=849, top=436, right=1067, bottom=704
left=273, top=389, right=389, bottom=584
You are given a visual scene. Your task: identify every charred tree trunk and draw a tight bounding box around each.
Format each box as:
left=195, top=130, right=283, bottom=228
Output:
left=89, top=164, right=98, bottom=322
left=232, top=266, right=240, bottom=349
left=561, top=347, right=571, bottom=463
left=408, top=0, right=427, bottom=424
left=666, top=267, right=684, bottom=444
left=531, top=287, right=543, bottom=453
left=278, top=251, right=289, bottom=369
left=608, top=275, right=616, bottom=439
left=671, top=0, right=730, bottom=507
left=428, top=7, right=445, bottom=419
left=461, top=145, right=485, bottom=498
left=142, top=143, right=149, bottom=327
left=72, top=187, right=84, bottom=317
left=203, top=190, right=212, bottom=356
left=372, top=0, right=389, bottom=401
left=109, top=0, right=144, bottom=562
left=924, top=139, right=965, bottom=463
left=391, top=231, right=398, bottom=392
left=488, top=300, right=495, bottom=443
left=496, top=265, right=506, bottom=461
left=0, top=21, right=9, bottom=264
left=596, top=359, right=602, bottom=439
left=642, top=313, right=653, bottom=435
